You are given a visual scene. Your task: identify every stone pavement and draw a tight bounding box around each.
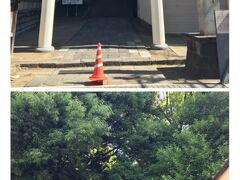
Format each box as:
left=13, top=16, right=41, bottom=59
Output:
left=12, top=48, right=186, bottom=68
left=12, top=17, right=187, bottom=68
left=11, top=65, right=226, bottom=88
left=11, top=16, right=226, bottom=89
left=65, top=18, right=144, bottom=47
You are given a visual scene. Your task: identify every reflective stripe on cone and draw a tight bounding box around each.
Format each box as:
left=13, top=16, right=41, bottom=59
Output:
left=89, top=42, right=108, bottom=82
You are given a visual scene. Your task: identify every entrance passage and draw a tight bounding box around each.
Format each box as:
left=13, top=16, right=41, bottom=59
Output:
left=15, top=0, right=150, bottom=50
left=54, top=0, right=142, bottom=47
left=65, top=18, right=145, bottom=47
left=88, top=0, right=137, bottom=18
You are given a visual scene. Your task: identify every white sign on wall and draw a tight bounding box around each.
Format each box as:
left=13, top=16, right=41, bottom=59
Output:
left=62, top=0, right=70, bottom=5
left=72, top=0, right=83, bottom=4
left=62, top=0, right=83, bottom=5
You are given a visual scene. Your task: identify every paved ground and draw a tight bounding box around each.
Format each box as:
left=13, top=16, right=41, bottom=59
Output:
left=11, top=65, right=226, bottom=88
left=12, top=16, right=226, bottom=88
left=65, top=18, right=144, bottom=47
left=13, top=17, right=186, bottom=65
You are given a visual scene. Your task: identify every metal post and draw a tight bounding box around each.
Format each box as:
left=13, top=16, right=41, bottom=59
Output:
left=66, top=5, right=69, bottom=16
left=75, top=5, right=78, bottom=16
left=11, top=0, right=20, bottom=53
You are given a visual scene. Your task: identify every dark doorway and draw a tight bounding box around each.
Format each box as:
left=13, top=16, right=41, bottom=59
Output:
left=52, top=0, right=141, bottom=48
left=55, top=0, right=137, bottom=18
left=87, top=0, right=137, bottom=18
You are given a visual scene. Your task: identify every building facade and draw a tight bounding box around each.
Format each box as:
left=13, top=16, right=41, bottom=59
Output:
left=14, top=0, right=201, bottom=34
left=13, top=0, right=229, bottom=51
left=37, top=0, right=187, bottom=51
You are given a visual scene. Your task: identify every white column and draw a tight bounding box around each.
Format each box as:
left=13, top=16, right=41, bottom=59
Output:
left=151, top=0, right=168, bottom=49
left=37, top=0, right=56, bottom=52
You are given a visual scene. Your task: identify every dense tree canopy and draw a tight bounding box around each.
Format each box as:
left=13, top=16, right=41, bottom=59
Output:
left=11, top=92, right=229, bottom=179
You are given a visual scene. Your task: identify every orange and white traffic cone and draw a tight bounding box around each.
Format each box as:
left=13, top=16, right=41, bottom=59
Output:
left=89, top=42, right=108, bottom=84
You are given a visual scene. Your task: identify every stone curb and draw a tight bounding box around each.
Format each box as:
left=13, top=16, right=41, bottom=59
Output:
left=24, top=83, right=226, bottom=88
left=18, top=57, right=186, bottom=68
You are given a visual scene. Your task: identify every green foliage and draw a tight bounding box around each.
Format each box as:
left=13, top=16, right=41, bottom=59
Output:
left=156, top=131, right=213, bottom=179
left=11, top=92, right=229, bottom=179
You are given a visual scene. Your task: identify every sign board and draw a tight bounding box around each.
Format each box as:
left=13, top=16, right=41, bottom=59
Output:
left=62, top=0, right=70, bottom=5
left=72, top=0, right=83, bottom=4
left=62, top=0, right=83, bottom=5
left=215, top=10, right=229, bottom=84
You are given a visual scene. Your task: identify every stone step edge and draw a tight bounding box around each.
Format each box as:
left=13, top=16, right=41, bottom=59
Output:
left=23, top=83, right=226, bottom=89
left=18, top=58, right=186, bottom=68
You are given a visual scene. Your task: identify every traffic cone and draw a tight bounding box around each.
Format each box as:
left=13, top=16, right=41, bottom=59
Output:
left=89, top=42, right=108, bottom=84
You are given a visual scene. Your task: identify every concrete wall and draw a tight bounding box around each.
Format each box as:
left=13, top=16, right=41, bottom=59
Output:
left=137, top=0, right=152, bottom=24
left=164, top=0, right=199, bottom=33
left=220, top=0, right=229, bottom=9
left=137, top=0, right=199, bottom=33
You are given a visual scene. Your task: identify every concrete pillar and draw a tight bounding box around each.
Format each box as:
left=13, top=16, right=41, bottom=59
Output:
left=150, top=0, right=168, bottom=49
left=197, top=0, right=220, bottom=35
left=37, top=0, right=56, bottom=52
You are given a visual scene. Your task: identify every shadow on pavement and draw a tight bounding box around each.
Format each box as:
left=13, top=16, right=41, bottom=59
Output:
left=58, top=67, right=191, bottom=78
left=58, top=66, right=206, bottom=88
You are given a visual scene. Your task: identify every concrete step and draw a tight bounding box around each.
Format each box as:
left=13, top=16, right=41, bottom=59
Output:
left=17, top=57, right=186, bottom=68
